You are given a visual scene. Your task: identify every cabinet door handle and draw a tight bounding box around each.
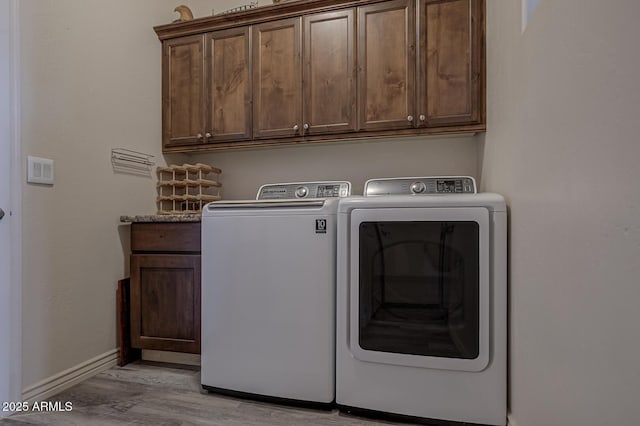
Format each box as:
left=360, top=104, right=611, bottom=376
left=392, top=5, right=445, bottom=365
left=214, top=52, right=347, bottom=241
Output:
left=303, top=123, right=309, bottom=130
left=197, top=133, right=203, bottom=139
left=407, top=115, right=414, bottom=122
left=205, top=132, right=212, bottom=138
left=419, top=114, right=426, bottom=122
left=293, top=125, right=299, bottom=131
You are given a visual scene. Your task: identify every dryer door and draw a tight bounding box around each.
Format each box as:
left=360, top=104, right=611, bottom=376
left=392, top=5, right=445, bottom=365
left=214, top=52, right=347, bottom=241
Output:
left=349, top=207, right=490, bottom=372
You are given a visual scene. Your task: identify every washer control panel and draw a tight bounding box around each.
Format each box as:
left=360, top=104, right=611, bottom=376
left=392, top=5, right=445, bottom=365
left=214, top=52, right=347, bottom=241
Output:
left=258, top=181, right=351, bottom=200
left=364, top=176, right=476, bottom=196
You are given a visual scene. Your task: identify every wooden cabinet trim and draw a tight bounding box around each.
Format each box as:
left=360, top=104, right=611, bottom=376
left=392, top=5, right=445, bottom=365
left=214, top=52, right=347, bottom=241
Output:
left=131, top=222, right=201, bottom=253
left=155, top=0, right=388, bottom=40
left=161, top=122, right=486, bottom=153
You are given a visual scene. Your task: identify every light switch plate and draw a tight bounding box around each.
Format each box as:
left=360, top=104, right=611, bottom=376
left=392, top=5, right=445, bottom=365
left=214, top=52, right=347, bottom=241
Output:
left=27, top=156, right=55, bottom=185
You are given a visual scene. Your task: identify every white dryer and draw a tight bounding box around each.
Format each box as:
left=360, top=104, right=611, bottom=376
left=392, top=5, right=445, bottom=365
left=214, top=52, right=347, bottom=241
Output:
left=336, top=177, right=507, bottom=425
left=201, top=181, right=351, bottom=407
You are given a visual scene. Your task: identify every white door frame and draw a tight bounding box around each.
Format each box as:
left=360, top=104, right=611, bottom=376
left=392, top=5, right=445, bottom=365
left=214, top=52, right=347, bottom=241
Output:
left=1, top=0, right=22, bottom=414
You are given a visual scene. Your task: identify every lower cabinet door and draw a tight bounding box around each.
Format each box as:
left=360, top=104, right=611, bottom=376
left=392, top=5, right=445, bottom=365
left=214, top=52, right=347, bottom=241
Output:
left=130, top=254, right=201, bottom=353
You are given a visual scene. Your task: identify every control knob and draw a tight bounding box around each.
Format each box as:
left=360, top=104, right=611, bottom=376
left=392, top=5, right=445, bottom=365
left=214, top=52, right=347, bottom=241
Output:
left=410, top=181, right=426, bottom=194
left=295, top=186, right=309, bottom=198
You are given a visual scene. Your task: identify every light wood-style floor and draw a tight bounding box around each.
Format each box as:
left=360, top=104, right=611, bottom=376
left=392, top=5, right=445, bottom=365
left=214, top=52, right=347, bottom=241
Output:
left=1, top=362, right=409, bottom=425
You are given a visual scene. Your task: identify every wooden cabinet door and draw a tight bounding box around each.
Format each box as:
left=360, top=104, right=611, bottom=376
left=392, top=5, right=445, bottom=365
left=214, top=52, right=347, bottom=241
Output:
left=358, top=0, right=415, bottom=131
left=162, top=35, right=205, bottom=148
left=130, top=254, right=201, bottom=353
left=206, top=27, right=252, bottom=142
left=303, top=10, right=356, bottom=134
left=417, top=0, right=484, bottom=126
left=252, top=18, right=302, bottom=139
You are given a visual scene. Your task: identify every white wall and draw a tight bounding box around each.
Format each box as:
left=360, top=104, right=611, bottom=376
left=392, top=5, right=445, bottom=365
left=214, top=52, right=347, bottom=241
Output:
left=19, top=0, right=181, bottom=390
left=482, top=1, right=640, bottom=425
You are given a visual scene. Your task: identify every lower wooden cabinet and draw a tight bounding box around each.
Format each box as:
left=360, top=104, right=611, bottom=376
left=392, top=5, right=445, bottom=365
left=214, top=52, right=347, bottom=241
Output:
left=129, top=222, right=201, bottom=354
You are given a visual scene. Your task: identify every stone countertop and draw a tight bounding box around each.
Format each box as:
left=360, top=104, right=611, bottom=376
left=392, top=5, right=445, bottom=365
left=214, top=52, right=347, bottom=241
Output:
left=120, top=214, right=201, bottom=223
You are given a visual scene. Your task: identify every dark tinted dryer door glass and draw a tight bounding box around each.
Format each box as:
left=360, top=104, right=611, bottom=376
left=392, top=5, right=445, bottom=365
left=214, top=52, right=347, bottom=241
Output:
left=359, top=221, right=479, bottom=359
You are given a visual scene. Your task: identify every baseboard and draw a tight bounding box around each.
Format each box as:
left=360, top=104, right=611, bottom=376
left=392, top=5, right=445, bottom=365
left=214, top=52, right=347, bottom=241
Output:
left=22, top=349, right=118, bottom=402
left=507, top=413, right=517, bottom=426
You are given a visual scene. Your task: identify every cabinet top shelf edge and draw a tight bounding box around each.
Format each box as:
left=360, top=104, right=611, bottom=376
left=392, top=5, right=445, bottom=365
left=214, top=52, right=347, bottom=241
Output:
left=154, top=0, right=394, bottom=40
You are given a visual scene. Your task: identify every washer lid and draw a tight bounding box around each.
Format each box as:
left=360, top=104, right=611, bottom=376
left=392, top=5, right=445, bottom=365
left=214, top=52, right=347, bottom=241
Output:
left=257, top=181, right=351, bottom=200
left=202, top=197, right=342, bottom=216
left=205, top=199, right=325, bottom=210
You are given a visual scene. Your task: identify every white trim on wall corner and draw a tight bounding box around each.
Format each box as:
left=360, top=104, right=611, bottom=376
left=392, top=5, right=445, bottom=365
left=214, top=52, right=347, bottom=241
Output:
left=10, top=0, right=23, bottom=404
left=22, top=349, right=118, bottom=403
left=521, top=0, right=541, bottom=33
left=507, top=413, right=518, bottom=426
left=2, top=0, right=23, bottom=414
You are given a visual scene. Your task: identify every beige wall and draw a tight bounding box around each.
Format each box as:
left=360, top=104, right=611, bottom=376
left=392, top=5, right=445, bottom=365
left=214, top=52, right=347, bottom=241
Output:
left=482, top=1, right=640, bottom=425
left=191, top=136, right=479, bottom=199
left=18, top=0, right=640, bottom=422
left=17, top=0, right=478, bottom=391
left=19, top=0, right=180, bottom=388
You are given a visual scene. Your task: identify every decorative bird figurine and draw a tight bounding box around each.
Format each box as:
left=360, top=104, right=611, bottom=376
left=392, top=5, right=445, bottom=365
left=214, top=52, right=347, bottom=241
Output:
left=173, top=5, right=194, bottom=22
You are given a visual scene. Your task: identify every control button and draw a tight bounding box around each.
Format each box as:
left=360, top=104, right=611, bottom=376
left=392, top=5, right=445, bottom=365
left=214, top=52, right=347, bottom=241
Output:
left=410, top=181, right=426, bottom=194
left=295, top=186, right=309, bottom=198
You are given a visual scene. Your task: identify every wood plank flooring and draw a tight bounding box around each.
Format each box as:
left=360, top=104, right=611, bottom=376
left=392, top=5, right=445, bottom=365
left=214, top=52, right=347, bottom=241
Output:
left=1, top=362, right=408, bottom=425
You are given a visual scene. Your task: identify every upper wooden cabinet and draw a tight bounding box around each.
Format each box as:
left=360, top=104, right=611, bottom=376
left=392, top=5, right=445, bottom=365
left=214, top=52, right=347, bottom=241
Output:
left=358, top=0, right=415, bottom=131
left=154, top=0, right=485, bottom=153
left=417, top=0, right=484, bottom=126
left=358, top=0, right=483, bottom=131
left=304, top=9, right=357, bottom=134
left=253, top=18, right=302, bottom=139
left=162, top=35, right=205, bottom=148
left=162, top=29, right=251, bottom=149
left=207, top=27, right=252, bottom=142
left=253, top=10, right=356, bottom=139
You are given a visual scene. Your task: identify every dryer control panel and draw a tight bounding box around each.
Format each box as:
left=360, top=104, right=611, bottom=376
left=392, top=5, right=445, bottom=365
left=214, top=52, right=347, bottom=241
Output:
left=364, top=176, right=476, bottom=196
left=257, top=181, right=351, bottom=200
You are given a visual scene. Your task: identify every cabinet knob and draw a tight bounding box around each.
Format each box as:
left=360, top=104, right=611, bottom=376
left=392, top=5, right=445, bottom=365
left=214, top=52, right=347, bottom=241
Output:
left=293, top=124, right=299, bottom=131
left=197, top=133, right=203, bottom=139
left=303, top=123, right=309, bottom=130
left=419, top=114, right=426, bottom=122
left=205, top=132, right=212, bottom=138
left=407, top=115, right=414, bottom=122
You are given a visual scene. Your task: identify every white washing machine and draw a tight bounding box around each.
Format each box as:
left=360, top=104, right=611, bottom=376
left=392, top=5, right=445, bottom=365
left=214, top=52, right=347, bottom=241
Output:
left=336, top=177, right=507, bottom=425
left=201, top=181, right=351, bottom=407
